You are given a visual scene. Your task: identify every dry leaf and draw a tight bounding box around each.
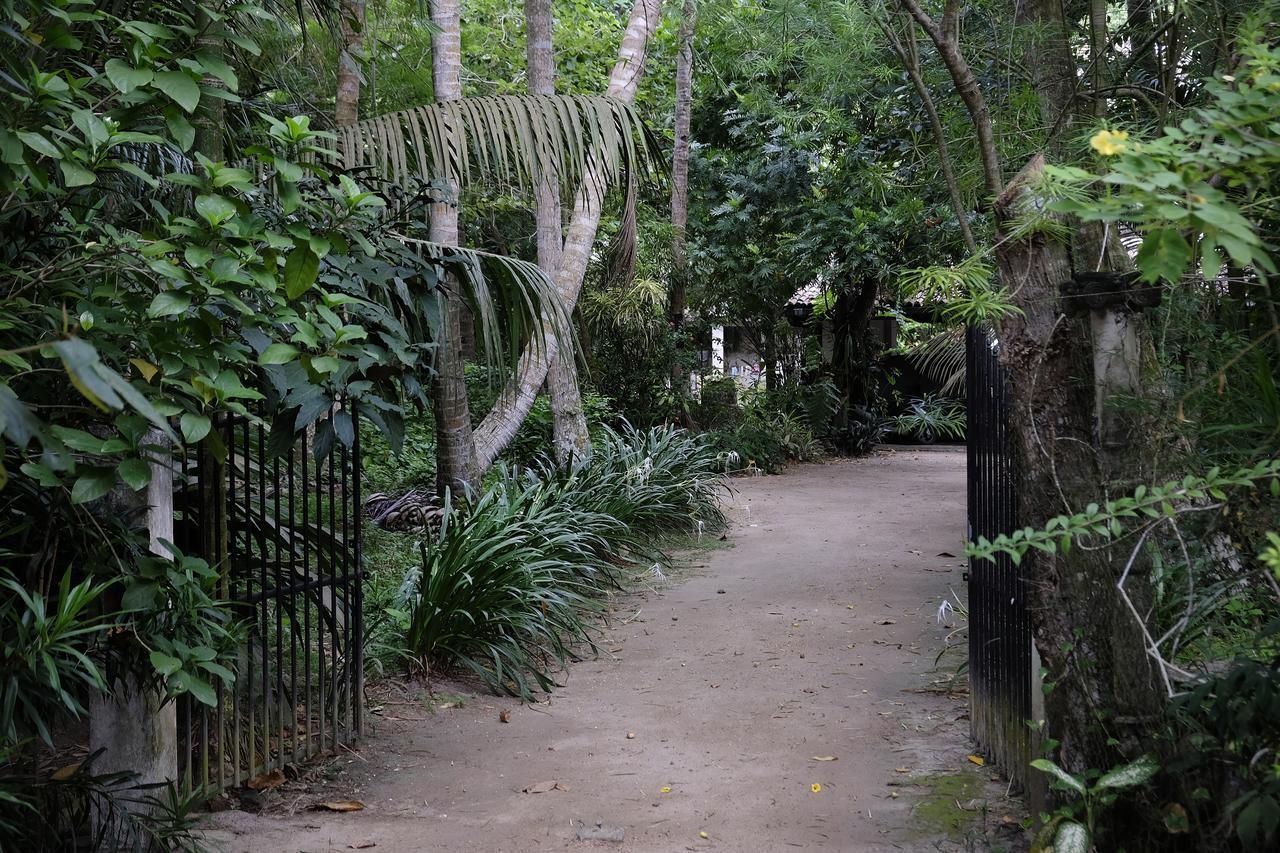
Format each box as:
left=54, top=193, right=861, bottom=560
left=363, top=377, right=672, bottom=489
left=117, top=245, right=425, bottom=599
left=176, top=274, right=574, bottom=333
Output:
left=810, top=756, right=837, bottom=762
left=876, top=619, right=897, bottom=625
left=247, top=768, right=286, bottom=791
left=967, top=754, right=986, bottom=767
left=315, top=801, right=365, bottom=812
left=349, top=841, right=376, bottom=849
left=499, top=709, right=510, bottom=723
left=936, top=551, right=956, bottom=557
left=51, top=762, right=81, bottom=781
left=522, top=780, right=567, bottom=794
left=894, top=767, right=910, bottom=773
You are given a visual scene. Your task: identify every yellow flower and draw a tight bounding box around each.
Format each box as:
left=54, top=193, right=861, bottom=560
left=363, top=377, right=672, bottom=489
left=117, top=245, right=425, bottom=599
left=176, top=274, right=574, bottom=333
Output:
left=1090, top=129, right=1130, bottom=156
left=660, top=786, right=671, bottom=793
left=810, top=783, right=822, bottom=793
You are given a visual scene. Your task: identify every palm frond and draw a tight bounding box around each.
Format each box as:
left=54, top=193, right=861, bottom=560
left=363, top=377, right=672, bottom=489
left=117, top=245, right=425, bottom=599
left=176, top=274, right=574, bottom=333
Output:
left=906, top=327, right=967, bottom=396
left=335, top=94, right=664, bottom=201
left=391, top=236, right=569, bottom=374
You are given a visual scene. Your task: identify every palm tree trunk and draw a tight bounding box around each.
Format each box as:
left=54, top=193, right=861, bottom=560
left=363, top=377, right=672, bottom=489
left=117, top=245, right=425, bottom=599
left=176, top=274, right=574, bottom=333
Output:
left=472, top=0, right=664, bottom=470
left=429, top=0, right=479, bottom=497
left=669, top=0, right=695, bottom=386
left=336, top=0, right=364, bottom=126
left=526, top=0, right=590, bottom=464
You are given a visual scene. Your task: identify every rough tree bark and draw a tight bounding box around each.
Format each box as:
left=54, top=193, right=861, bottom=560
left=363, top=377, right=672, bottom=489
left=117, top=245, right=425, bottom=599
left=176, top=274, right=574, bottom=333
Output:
left=471, top=0, right=664, bottom=469
left=336, top=0, right=365, bottom=127
left=525, top=0, right=591, bottom=463
left=428, top=0, right=480, bottom=496
left=669, top=0, right=696, bottom=375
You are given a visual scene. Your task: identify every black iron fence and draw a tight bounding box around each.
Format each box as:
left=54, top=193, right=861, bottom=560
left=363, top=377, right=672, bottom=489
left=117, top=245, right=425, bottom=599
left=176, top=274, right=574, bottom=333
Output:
left=174, top=404, right=363, bottom=794
left=965, top=326, right=1035, bottom=791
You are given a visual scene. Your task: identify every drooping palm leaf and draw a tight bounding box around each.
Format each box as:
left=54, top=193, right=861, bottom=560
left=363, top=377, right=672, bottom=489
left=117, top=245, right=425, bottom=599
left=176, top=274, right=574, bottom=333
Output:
left=906, top=326, right=966, bottom=396
left=334, top=94, right=664, bottom=201
left=389, top=236, right=569, bottom=374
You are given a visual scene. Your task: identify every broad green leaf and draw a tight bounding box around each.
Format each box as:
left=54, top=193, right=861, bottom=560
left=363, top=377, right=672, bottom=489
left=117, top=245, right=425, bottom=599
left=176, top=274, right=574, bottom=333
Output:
left=259, top=343, right=300, bottom=365
left=1053, top=821, right=1090, bottom=853
left=194, top=194, right=236, bottom=226
left=17, top=131, right=61, bottom=159
left=1029, top=758, right=1086, bottom=794
left=180, top=413, right=212, bottom=444
left=149, top=652, right=183, bottom=677
left=283, top=246, right=320, bottom=299
left=154, top=71, right=201, bottom=113
left=165, top=109, right=195, bottom=151
left=59, top=160, right=96, bottom=187
left=148, top=291, right=191, bottom=317
left=104, top=58, right=153, bottom=93
left=117, top=457, right=152, bottom=490
left=1097, top=754, right=1159, bottom=789
left=1135, top=228, right=1191, bottom=284
left=71, top=467, right=117, bottom=504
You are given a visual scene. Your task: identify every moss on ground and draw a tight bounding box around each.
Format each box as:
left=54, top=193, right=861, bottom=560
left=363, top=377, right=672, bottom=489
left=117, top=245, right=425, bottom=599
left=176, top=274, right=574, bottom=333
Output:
left=906, top=771, right=986, bottom=838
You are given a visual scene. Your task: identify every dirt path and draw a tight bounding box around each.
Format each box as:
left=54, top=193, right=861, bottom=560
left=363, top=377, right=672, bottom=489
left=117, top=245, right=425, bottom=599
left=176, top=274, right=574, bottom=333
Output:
left=205, top=449, right=1022, bottom=852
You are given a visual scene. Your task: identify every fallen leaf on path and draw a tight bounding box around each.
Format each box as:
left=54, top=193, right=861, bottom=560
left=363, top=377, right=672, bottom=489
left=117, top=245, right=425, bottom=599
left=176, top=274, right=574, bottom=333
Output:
left=810, top=783, right=822, bottom=793
left=937, top=551, right=957, bottom=557
left=247, top=768, right=286, bottom=791
left=894, top=767, right=910, bottom=773
left=522, top=780, right=568, bottom=794
left=660, top=786, right=671, bottom=793
left=810, top=756, right=838, bottom=762
left=349, top=841, right=376, bottom=849
left=315, top=801, right=365, bottom=812
left=499, top=709, right=510, bottom=723
left=967, top=755, right=986, bottom=767
left=699, top=831, right=709, bottom=839
left=876, top=619, right=897, bottom=625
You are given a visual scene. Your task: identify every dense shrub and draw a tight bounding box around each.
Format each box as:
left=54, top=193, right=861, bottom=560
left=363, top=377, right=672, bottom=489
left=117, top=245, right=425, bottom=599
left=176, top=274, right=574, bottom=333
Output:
left=396, top=425, right=727, bottom=696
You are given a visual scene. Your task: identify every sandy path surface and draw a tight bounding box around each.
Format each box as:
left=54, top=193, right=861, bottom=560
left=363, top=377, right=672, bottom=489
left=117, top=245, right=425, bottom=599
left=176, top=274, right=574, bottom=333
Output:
left=204, top=449, right=1018, bottom=852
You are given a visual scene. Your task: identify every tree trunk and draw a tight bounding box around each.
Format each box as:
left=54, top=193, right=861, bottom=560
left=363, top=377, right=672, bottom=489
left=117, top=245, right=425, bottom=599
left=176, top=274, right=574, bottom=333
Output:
left=525, top=0, right=591, bottom=464
left=993, top=159, right=1161, bottom=775
left=669, top=0, right=696, bottom=379
left=429, top=0, right=479, bottom=497
left=471, top=0, right=664, bottom=470
left=336, top=0, right=365, bottom=127
left=901, top=0, right=1164, bottom=785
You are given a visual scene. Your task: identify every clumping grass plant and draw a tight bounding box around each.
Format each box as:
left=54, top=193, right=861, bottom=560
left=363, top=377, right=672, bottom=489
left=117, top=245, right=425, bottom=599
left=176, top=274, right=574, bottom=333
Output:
left=398, top=424, right=728, bottom=697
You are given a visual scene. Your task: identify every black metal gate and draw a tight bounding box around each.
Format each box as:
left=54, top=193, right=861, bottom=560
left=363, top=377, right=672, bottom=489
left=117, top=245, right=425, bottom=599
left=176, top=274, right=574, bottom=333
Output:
left=175, top=405, right=363, bottom=795
left=965, top=326, right=1035, bottom=791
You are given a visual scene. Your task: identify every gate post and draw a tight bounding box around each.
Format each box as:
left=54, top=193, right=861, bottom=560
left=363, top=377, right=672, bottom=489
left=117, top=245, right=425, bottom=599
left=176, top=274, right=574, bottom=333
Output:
left=89, top=429, right=179, bottom=826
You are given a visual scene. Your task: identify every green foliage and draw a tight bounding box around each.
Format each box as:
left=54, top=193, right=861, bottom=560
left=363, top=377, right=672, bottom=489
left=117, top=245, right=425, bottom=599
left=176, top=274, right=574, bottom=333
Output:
left=122, top=548, right=243, bottom=708
left=703, top=384, right=826, bottom=473
left=891, top=394, right=965, bottom=443
left=1044, top=24, right=1280, bottom=285
left=968, top=460, right=1280, bottom=565
left=398, top=425, right=726, bottom=697
left=0, top=571, right=110, bottom=746
left=1032, top=754, right=1160, bottom=853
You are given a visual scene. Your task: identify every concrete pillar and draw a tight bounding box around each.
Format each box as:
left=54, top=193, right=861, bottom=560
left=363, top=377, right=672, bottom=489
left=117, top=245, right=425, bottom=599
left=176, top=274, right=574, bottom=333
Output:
left=89, top=430, right=179, bottom=811
left=710, top=325, right=725, bottom=376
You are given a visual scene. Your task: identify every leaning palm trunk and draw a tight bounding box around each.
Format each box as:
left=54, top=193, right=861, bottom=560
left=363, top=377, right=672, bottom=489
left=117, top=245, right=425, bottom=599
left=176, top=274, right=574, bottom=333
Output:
left=429, top=0, right=479, bottom=496
left=525, top=0, right=590, bottom=463
left=472, top=0, right=664, bottom=470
